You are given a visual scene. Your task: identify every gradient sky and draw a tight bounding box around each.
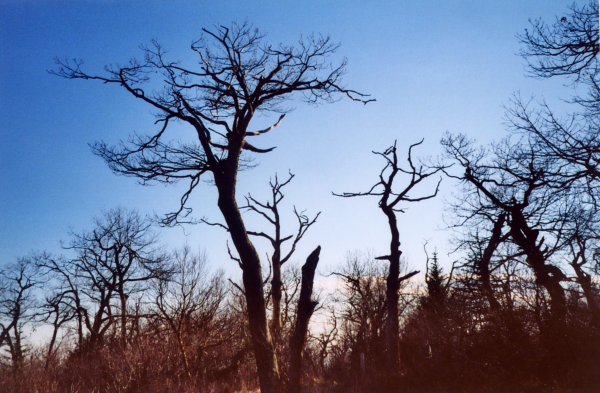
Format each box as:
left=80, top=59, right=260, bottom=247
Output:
left=0, top=0, right=577, bottom=278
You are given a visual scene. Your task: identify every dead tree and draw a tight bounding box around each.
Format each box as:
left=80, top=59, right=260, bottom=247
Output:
left=311, top=307, right=338, bottom=372
left=288, top=246, right=321, bottom=393
left=53, top=22, right=371, bottom=392
left=335, top=140, right=441, bottom=374
left=561, top=204, right=600, bottom=329
left=241, top=172, right=320, bottom=341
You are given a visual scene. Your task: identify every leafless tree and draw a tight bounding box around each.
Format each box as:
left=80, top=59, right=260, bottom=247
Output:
left=35, top=254, right=86, bottom=349
left=63, top=209, right=166, bottom=347
left=511, top=0, right=600, bottom=185
left=241, top=172, right=320, bottom=341
left=519, top=1, right=598, bottom=81
left=442, top=134, right=569, bottom=331
left=53, top=22, right=371, bottom=393
left=560, top=204, right=600, bottom=328
left=40, top=287, right=77, bottom=369
left=153, top=247, right=227, bottom=380
left=335, top=140, right=441, bottom=373
left=467, top=214, right=507, bottom=313
left=332, top=254, right=388, bottom=383
left=309, top=307, right=338, bottom=373
left=0, top=258, right=39, bottom=371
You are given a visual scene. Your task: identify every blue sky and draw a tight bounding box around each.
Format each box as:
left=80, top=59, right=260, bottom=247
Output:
left=0, top=1, right=576, bottom=277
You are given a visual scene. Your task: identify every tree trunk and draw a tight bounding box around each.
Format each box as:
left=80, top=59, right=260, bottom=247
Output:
left=288, top=246, right=321, bottom=393
left=12, top=324, right=23, bottom=371
left=175, top=329, right=192, bottom=379
left=76, top=307, right=84, bottom=349
left=119, top=286, right=127, bottom=347
left=479, top=213, right=505, bottom=313
left=572, top=262, right=600, bottom=328
left=508, top=210, right=566, bottom=327
left=216, top=171, right=280, bottom=393
left=45, top=309, right=60, bottom=370
left=383, top=208, right=401, bottom=373
left=271, top=250, right=283, bottom=342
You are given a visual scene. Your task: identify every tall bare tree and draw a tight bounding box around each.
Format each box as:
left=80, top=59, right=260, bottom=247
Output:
left=53, top=23, right=371, bottom=392
left=335, top=140, right=441, bottom=374
left=514, top=0, right=600, bottom=333
left=442, top=134, right=569, bottom=329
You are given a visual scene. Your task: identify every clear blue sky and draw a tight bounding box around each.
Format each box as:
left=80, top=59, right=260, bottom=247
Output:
left=0, top=0, right=576, bottom=277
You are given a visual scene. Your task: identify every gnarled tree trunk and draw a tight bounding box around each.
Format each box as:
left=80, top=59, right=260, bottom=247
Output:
left=288, top=246, right=321, bottom=393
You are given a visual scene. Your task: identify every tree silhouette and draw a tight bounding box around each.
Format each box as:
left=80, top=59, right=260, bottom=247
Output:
left=61, top=209, right=165, bottom=348
left=519, top=1, right=598, bottom=81
left=53, top=23, right=371, bottom=392
left=443, top=134, right=569, bottom=328
left=336, top=140, right=441, bottom=375
left=0, top=258, right=39, bottom=372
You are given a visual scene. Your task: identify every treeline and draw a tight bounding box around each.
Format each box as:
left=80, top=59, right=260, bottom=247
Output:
left=2, top=1, right=599, bottom=392
left=1, top=210, right=598, bottom=393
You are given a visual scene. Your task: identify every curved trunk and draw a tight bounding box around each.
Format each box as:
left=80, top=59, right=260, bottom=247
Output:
left=215, top=165, right=280, bottom=393
left=45, top=309, right=60, bottom=370
left=508, top=210, right=566, bottom=326
left=479, top=214, right=505, bottom=313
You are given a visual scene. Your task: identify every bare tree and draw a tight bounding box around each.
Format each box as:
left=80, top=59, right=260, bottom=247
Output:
left=40, top=287, right=77, bottom=369
left=241, top=172, right=320, bottom=341
left=512, top=0, right=600, bottom=185
left=153, top=247, right=227, bottom=380
left=333, top=254, right=387, bottom=383
left=442, top=134, right=569, bottom=330
left=0, top=258, right=39, bottom=371
left=329, top=252, right=416, bottom=388
left=35, top=254, right=86, bottom=349
left=561, top=205, right=600, bottom=328
left=510, top=1, right=600, bottom=333
left=309, top=306, right=338, bottom=373
left=335, top=140, right=440, bottom=373
left=53, top=22, right=371, bottom=392
left=469, top=214, right=506, bottom=313
left=64, top=208, right=165, bottom=347
left=519, top=1, right=598, bottom=81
